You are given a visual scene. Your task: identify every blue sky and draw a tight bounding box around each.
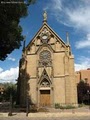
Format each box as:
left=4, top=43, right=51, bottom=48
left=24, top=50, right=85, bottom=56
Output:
left=0, top=0, right=90, bottom=83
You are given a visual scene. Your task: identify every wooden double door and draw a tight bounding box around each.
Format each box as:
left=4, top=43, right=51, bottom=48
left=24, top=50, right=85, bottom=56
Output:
left=40, top=90, right=50, bottom=107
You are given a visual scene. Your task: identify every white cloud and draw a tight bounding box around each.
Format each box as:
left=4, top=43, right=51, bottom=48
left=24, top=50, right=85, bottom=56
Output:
left=47, top=0, right=90, bottom=49
left=48, top=0, right=90, bottom=33
left=75, top=56, right=90, bottom=71
left=51, top=0, right=62, bottom=11
left=75, top=34, right=90, bottom=49
left=7, top=55, right=16, bottom=62
left=66, top=5, right=90, bottom=33
left=80, top=0, right=90, bottom=4
left=0, top=67, right=19, bottom=83
left=75, top=63, right=90, bottom=71
left=0, top=67, right=3, bottom=73
left=7, top=57, right=16, bottom=61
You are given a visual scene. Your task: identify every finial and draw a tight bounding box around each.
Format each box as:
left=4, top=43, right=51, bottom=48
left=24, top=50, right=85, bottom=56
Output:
left=66, top=32, right=70, bottom=45
left=43, top=11, right=47, bottom=22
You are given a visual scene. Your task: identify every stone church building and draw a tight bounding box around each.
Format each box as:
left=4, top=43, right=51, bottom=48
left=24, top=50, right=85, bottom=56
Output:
left=17, top=12, right=77, bottom=107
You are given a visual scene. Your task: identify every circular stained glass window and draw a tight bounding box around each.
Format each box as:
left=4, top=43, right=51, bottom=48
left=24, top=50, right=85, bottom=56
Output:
left=40, top=50, right=51, bottom=60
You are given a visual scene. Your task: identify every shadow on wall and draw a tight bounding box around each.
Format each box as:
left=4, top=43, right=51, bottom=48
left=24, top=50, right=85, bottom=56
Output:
left=16, top=56, right=34, bottom=107
left=17, top=68, right=37, bottom=112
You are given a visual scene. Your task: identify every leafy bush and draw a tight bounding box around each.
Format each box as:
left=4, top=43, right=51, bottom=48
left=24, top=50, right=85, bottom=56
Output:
left=2, top=83, right=17, bottom=103
left=55, top=103, right=60, bottom=109
left=64, top=105, right=75, bottom=109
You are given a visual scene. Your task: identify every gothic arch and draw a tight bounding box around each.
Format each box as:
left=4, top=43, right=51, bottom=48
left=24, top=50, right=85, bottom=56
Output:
left=38, top=69, right=52, bottom=86
left=40, top=78, right=50, bottom=87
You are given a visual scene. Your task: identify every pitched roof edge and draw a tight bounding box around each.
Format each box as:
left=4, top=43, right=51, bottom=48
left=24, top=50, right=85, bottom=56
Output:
left=44, top=22, right=66, bottom=45
left=26, top=22, right=66, bottom=49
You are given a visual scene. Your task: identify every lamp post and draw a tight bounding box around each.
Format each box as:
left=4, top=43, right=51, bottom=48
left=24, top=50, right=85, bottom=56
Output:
left=1, top=91, right=3, bottom=102
left=87, top=90, right=90, bottom=109
left=8, top=86, right=13, bottom=116
left=8, top=94, right=13, bottom=116
left=26, top=96, right=29, bottom=116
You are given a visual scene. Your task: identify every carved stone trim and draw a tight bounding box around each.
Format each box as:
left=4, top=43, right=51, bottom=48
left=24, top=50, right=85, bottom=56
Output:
left=40, top=78, right=50, bottom=87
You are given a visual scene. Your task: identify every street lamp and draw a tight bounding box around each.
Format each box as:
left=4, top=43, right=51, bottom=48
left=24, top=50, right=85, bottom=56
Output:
left=87, top=90, right=90, bottom=109
left=26, top=96, right=29, bottom=117
left=8, top=86, right=13, bottom=116
left=8, top=94, right=13, bottom=116
left=1, top=91, right=3, bottom=102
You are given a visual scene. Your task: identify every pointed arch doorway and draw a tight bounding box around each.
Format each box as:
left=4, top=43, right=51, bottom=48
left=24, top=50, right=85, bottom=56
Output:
left=39, top=78, right=51, bottom=107
left=37, top=69, right=53, bottom=107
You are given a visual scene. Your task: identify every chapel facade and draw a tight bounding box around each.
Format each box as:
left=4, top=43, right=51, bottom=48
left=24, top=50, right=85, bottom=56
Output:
left=17, top=12, right=77, bottom=107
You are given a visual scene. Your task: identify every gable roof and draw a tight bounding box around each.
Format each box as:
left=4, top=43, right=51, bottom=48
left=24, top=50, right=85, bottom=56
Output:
left=26, top=22, right=66, bottom=49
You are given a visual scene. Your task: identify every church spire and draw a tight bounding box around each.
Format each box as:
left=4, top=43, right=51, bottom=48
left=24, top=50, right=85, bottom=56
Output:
left=66, top=32, right=70, bottom=45
left=43, top=10, right=47, bottom=23
left=23, top=36, right=26, bottom=51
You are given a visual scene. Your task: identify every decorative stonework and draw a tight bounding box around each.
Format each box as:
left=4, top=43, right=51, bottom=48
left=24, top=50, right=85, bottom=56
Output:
left=39, top=50, right=52, bottom=67
left=38, top=60, right=52, bottom=67
left=40, top=50, right=51, bottom=59
left=40, top=28, right=50, bottom=43
left=40, top=78, right=50, bottom=87
left=38, top=69, right=52, bottom=85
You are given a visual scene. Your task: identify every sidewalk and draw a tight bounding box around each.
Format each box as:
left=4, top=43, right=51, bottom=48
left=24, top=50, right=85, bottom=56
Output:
left=0, top=105, right=90, bottom=118
left=28, top=112, right=90, bottom=118
left=0, top=111, right=90, bottom=118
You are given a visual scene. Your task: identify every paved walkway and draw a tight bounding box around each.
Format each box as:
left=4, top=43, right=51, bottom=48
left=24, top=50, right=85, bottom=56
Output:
left=0, top=111, right=90, bottom=120
left=0, top=104, right=90, bottom=118
left=0, top=110, right=90, bottom=118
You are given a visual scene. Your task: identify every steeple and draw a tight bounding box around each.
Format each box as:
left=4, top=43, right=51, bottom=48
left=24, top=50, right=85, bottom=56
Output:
left=66, top=32, right=70, bottom=45
left=43, top=11, right=47, bottom=23
left=23, top=36, right=26, bottom=51
left=66, top=32, right=72, bottom=55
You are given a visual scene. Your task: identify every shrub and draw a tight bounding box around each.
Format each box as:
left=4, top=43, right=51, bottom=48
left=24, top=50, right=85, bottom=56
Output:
left=55, top=103, right=75, bottom=109
left=55, top=103, right=60, bottom=109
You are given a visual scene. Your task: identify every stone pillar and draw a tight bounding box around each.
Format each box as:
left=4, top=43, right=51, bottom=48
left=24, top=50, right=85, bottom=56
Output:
left=69, top=55, right=78, bottom=105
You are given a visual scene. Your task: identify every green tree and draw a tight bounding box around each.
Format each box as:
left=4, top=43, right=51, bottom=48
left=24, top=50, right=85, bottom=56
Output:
left=3, top=82, right=17, bottom=103
left=77, top=80, right=90, bottom=104
left=0, top=0, right=36, bottom=60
